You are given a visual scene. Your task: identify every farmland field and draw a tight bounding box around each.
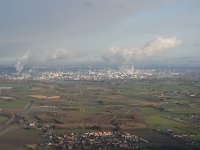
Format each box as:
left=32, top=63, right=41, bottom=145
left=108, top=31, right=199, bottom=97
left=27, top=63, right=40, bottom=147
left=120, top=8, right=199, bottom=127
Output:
left=0, top=79, right=200, bottom=149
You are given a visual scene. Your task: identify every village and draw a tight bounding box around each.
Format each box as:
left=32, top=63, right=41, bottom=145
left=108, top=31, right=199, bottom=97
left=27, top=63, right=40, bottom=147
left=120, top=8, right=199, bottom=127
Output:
left=14, top=114, right=149, bottom=150
left=41, top=131, right=149, bottom=150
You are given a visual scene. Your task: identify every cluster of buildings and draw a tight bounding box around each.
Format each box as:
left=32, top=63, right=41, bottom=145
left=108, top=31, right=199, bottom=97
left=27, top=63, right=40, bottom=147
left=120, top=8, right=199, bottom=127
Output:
left=190, top=113, right=200, bottom=120
left=41, top=131, right=149, bottom=149
left=15, top=114, right=149, bottom=149
left=0, top=66, right=182, bottom=81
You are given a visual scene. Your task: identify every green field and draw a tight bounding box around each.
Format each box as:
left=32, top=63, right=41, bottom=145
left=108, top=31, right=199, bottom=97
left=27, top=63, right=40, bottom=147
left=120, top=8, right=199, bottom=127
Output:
left=0, top=115, right=9, bottom=124
left=0, top=79, right=200, bottom=149
left=0, top=100, right=28, bottom=109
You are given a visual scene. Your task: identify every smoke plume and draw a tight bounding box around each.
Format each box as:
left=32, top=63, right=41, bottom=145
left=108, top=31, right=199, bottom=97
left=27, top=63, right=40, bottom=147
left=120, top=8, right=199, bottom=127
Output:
left=50, top=48, right=74, bottom=60
left=45, top=48, right=84, bottom=62
left=104, top=36, right=182, bottom=64
left=15, top=52, right=30, bottom=72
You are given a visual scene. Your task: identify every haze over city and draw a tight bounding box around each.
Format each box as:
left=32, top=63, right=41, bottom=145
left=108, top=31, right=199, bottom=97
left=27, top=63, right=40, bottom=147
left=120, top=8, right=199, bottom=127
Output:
left=1, top=1, right=200, bottom=150
left=0, top=0, right=200, bottom=71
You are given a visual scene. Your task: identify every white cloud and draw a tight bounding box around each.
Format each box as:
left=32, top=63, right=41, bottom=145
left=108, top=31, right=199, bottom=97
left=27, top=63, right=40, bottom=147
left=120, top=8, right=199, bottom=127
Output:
left=104, top=36, right=182, bottom=64
left=12, top=37, right=182, bottom=69
left=46, top=48, right=85, bottom=62
left=50, top=48, right=74, bottom=60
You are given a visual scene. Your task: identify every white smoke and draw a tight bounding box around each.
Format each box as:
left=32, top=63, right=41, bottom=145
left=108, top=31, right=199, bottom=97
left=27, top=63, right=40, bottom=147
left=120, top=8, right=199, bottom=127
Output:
left=46, top=48, right=84, bottom=61
left=15, top=52, right=30, bottom=72
left=51, top=48, right=74, bottom=60
left=105, top=36, right=182, bottom=64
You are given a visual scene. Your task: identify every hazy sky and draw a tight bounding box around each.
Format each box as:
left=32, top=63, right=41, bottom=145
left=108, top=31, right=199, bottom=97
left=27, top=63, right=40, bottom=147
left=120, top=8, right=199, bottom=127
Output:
left=0, top=0, right=200, bottom=68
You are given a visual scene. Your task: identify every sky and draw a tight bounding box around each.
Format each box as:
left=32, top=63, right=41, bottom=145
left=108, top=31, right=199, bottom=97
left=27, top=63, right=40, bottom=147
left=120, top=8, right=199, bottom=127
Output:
left=0, top=0, right=200, bottom=70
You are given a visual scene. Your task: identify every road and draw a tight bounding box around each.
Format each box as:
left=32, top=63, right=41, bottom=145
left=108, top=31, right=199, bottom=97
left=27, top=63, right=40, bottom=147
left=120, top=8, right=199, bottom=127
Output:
left=0, top=101, right=33, bottom=136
